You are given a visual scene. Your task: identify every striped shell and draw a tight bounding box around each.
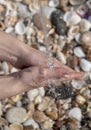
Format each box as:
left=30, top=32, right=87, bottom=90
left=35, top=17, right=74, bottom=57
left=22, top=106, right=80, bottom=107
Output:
left=80, top=31, right=91, bottom=61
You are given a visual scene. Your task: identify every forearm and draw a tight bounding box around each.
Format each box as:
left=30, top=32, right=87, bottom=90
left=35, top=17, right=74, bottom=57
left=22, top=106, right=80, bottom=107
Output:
left=0, top=72, right=34, bottom=100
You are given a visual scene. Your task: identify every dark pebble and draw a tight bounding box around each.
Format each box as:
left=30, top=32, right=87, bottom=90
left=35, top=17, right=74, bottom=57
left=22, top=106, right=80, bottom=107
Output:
left=51, top=10, right=67, bottom=35
left=46, top=84, right=74, bottom=100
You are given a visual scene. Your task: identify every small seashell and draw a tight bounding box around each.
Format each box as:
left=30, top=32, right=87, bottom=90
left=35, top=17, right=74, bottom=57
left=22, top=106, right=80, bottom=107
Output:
left=33, top=110, right=48, bottom=123
left=68, top=107, right=82, bottom=121
left=68, top=25, right=80, bottom=40
left=46, top=109, right=58, bottom=120
left=15, top=21, right=26, bottom=35
left=75, top=33, right=81, bottom=43
left=79, top=19, right=91, bottom=32
left=48, top=0, right=59, bottom=8
left=76, top=4, right=88, bottom=17
left=23, top=119, right=39, bottom=129
left=5, top=107, right=27, bottom=123
left=69, top=0, right=85, bottom=5
left=76, top=95, right=86, bottom=105
left=80, top=58, right=91, bottom=72
left=10, top=123, right=23, bottom=130
left=27, top=89, right=39, bottom=102
left=63, top=11, right=81, bottom=26
left=80, top=31, right=91, bottom=61
left=57, top=50, right=67, bottom=64
left=73, top=46, right=85, bottom=58
left=1, top=61, right=9, bottom=74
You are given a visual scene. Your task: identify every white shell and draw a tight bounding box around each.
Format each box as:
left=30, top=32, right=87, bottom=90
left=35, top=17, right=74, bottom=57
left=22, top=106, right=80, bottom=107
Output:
left=27, top=89, right=39, bottom=101
left=80, top=59, right=91, bottom=72
left=23, top=119, right=39, bottom=129
left=10, top=67, right=18, bottom=73
left=68, top=25, right=80, bottom=40
left=1, top=61, right=9, bottom=74
left=49, top=0, right=59, bottom=8
left=80, top=19, right=91, bottom=32
left=63, top=11, right=81, bottom=26
left=57, top=51, right=67, bottom=64
left=68, top=107, right=82, bottom=121
left=15, top=21, right=26, bottom=35
left=73, top=46, right=85, bottom=58
left=38, top=87, right=45, bottom=97
left=5, top=27, right=14, bottom=33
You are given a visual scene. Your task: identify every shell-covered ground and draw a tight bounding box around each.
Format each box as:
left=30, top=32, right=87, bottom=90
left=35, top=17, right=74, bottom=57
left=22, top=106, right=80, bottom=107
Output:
left=0, top=0, right=91, bottom=130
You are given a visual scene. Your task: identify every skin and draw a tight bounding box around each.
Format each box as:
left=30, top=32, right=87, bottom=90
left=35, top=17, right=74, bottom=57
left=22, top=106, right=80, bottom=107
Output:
left=0, top=31, right=83, bottom=99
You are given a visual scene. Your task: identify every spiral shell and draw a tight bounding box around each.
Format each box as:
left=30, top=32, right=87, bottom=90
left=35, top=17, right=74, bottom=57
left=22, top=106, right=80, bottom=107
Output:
left=80, top=31, right=91, bottom=61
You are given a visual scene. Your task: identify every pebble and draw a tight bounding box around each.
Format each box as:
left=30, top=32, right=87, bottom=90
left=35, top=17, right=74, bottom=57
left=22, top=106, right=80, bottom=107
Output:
left=76, top=95, right=86, bottom=105
left=33, top=12, right=51, bottom=31
left=51, top=10, right=67, bottom=35
left=41, top=119, right=54, bottom=130
left=46, top=109, right=58, bottom=120
left=1, top=61, right=9, bottom=74
left=68, top=107, right=82, bottom=121
left=27, top=89, right=39, bottom=102
left=73, top=46, right=85, bottom=58
left=80, top=58, right=91, bottom=72
left=10, top=123, right=23, bottom=130
left=71, top=80, right=85, bottom=89
left=5, top=107, right=27, bottom=123
left=37, top=97, right=52, bottom=111
left=33, top=110, right=48, bottom=123
left=23, top=119, right=39, bottom=129
left=0, top=117, right=8, bottom=126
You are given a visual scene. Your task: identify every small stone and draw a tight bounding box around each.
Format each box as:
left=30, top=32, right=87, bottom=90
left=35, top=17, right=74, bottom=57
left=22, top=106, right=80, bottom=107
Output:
left=10, top=123, right=23, bottom=130
left=23, top=125, right=34, bottom=130
left=23, top=119, right=39, bottom=129
left=33, top=110, right=48, bottom=123
left=27, top=89, right=39, bottom=102
left=51, top=10, right=67, bottom=35
left=76, top=95, right=86, bottom=105
left=33, top=13, right=51, bottom=31
left=73, top=46, right=85, bottom=58
left=37, top=97, right=52, bottom=111
left=38, top=87, right=45, bottom=97
left=46, top=109, right=58, bottom=120
left=5, top=107, right=27, bottom=123
left=41, top=119, right=54, bottom=130
left=68, top=107, right=82, bottom=121
left=80, top=58, right=91, bottom=72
